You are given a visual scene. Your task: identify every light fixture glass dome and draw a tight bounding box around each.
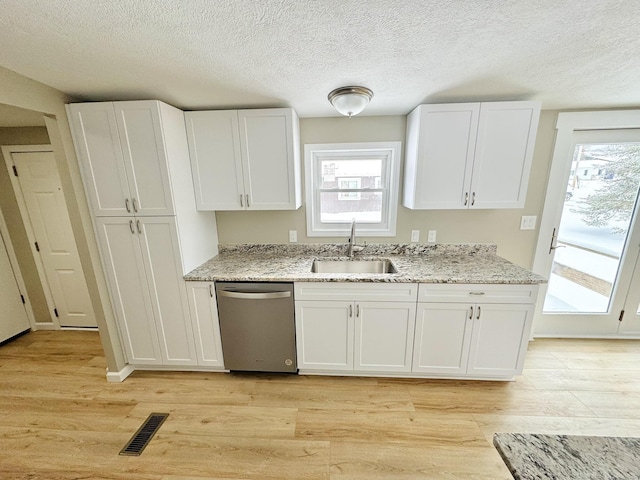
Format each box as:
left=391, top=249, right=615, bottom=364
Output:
left=328, top=86, right=373, bottom=117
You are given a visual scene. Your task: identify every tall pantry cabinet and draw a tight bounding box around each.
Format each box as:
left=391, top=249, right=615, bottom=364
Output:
left=67, top=100, right=219, bottom=366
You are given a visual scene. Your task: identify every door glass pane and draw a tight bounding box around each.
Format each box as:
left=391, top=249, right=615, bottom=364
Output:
left=543, top=142, right=640, bottom=313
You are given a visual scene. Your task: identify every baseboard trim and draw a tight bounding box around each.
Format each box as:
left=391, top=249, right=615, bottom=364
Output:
left=106, top=365, right=135, bottom=383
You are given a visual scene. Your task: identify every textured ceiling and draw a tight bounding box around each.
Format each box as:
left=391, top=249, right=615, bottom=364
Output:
left=0, top=0, right=639, bottom=117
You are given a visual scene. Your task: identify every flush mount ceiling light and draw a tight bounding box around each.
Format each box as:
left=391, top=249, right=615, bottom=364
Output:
left=328, top=86, right=374, bottom=117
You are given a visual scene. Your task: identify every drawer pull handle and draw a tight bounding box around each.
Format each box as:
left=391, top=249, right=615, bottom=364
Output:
left=240, top=194, right=244, bottom=207
left=469, top=292, right=485, bottom=296
left=476, top=306, right=481, bottom=319
left=349, top=304, right=353, bottom=317
left=125, top=198, right=131, bottom=213
left=464, top=192, right=469, bottom=206
left=129, top=220, right=135, bottom=234
left=469, top=306, right=473, bottom=319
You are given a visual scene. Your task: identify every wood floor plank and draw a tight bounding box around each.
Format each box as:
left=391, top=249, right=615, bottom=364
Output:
left=249, top=382, right=414, bottom=411
left=295, top=408, right=488, bottom=447
left=523, top=367, right=640, bottom=392
left=120, top=402, right=298, bottom=439
left=329, top=441, right=512, bottom=479
left=474, top=413, right=640, bottom=442
left=408, top=384, right=596, bottom=417
left=570, top=391, right=640, bottom=419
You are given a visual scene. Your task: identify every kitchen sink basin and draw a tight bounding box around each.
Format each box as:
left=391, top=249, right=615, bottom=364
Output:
left=311, top=259, right=397, bottom=274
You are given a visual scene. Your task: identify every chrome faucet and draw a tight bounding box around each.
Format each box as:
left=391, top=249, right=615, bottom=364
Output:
left=347, top=218, right=364, bottom=258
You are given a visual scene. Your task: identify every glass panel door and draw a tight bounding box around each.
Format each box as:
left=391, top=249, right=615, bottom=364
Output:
left=541, top=130, right=640, bottom=335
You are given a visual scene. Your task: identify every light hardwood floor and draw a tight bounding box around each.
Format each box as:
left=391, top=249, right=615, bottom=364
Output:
left=0, top=331, right=639, bottom=479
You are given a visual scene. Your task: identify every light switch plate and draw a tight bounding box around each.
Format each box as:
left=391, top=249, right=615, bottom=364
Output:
left=427, top=230, right=437, bottom=243
left=288, top=230, right=297, bottom=242
left=411, top=230, right=420, bottom=242
left=520, top=216, right=537, bottom=230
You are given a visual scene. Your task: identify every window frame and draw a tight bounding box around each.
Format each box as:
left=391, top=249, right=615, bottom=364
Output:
left=304, top=142, right=402, bottom=237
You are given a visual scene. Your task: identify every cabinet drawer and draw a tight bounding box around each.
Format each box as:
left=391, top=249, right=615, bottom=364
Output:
left=418, top=284, right=538, bottom=304
left=295, top=282, right=418, bottom=302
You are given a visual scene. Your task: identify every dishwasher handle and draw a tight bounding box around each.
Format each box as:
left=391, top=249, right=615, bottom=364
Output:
left=218, top=290, right=292, bottom=300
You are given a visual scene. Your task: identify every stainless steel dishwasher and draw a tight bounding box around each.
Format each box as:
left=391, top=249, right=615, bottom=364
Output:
left=215, top=282, right=297, bottom=373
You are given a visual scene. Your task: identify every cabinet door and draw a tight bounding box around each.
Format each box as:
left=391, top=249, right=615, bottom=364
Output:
left=403, top=103, right=479, bottom=209
left=66, top=103, right=132, bottom=217
left=237, top=108, right=301, bottom=210
left=467, top=303, right=533, bottom=377
left=185, top=282, right=225, bottom=368
left=184, top=110, right=245, bottom=210
left=295, top=301, right=354, bottom=371
left=94, top=217, right=161, bottom=365
left=355, top=302, right=416, bottom=372
left=137, top=217, right=197, bottom=365
left=413, top=303, right=473, bottom=375
left=114, top=101, right=175, bottom=216
left=470, top=101, right=540, bottom=209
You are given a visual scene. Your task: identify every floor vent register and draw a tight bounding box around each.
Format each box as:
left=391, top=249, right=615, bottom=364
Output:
left=119, top=413, right=169, bottom=456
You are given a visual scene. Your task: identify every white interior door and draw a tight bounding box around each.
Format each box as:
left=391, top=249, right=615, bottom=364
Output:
left=533, top=123, right=640, bottom=337
left=9, top=149, right=96, bottom=328
left=0, top=228, right=31, bottom=342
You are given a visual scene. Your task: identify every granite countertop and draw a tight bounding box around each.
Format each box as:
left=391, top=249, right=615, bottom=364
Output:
left=184, top=243, right=547, bottom=284
left=493, top=433, right=640, bottom=479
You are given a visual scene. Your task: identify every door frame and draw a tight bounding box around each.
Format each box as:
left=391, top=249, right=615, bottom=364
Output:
left=532, top=110, right=640, bottom=338
left=2, top=144, right=61, bottom=328
left=0, top=204, right=36, bottom=330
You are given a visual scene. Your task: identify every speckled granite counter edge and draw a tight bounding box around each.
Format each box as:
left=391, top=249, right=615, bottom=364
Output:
left=493, top=433, right=640, bottom=480
left=184, top=243, right=547, bottom=284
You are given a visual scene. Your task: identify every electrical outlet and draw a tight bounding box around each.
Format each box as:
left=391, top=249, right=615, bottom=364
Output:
left=427, top=230, right=436, bottom=243
left=288, top=230, right=297, bottom=242
left=520, top=216, right=537, bottom=230
left=411, top=230, right=420, bottom=242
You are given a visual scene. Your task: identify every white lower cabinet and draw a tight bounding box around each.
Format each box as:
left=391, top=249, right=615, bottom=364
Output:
left=294, top=283, right=418, bottom=374
left=295, top=301, right=354, bottom=371
left=185, top=281, right=225, bottom=368
left=413, top=284, right=538, bottom=378
left=96, top=216, right=197, bottom=366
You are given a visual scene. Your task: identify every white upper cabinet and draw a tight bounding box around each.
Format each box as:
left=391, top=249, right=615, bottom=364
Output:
left=67, top=101, right=176, bottom=217
left=403, top=101, right=540, bottom=210
left=185, top=108, right=301, bottom=211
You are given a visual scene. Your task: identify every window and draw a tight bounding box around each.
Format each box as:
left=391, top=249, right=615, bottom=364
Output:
left=304, top=142, right=402, bottom=236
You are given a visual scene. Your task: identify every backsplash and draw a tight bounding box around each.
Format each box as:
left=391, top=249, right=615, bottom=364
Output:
left=218, top=243, right=498, bottom=257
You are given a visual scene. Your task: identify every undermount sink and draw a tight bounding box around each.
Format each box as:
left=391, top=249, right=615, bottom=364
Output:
left=311, top=259, right=397, bottom=274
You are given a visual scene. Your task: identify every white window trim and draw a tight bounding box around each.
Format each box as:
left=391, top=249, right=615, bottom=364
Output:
left=304, top=142, right=402, bottom=237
